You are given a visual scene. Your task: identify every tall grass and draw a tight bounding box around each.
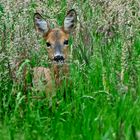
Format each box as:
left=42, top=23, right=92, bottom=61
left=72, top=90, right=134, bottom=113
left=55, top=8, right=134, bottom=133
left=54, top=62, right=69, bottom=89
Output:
left=0, top=0, right=140, bottom=140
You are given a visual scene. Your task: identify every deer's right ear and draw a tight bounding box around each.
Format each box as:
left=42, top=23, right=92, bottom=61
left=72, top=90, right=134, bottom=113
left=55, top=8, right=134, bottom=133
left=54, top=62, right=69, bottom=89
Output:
left=63, top=9, right=77, bottom=33
left=34, top=13, right=50, bottom=34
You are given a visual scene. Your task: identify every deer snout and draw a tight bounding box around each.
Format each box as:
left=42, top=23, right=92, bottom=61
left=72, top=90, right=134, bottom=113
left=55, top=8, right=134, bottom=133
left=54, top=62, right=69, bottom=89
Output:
left=53, top=44, right=65, bottom=62
left=54, top=55, right=64, bottom=62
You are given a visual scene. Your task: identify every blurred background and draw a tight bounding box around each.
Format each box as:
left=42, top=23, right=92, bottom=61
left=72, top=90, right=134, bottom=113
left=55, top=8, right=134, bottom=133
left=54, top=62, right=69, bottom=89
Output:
left=0, top=0, right=140, bottom=139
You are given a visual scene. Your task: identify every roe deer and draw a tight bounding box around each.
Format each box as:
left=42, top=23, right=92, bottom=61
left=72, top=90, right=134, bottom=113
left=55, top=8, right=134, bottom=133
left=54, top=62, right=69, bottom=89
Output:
left=33, top=9, right=77, bottom=97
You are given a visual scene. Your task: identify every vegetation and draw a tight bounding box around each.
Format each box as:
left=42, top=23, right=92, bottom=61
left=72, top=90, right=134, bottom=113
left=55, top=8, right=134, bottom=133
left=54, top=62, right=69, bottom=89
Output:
left=0, top=0, right=140, bottom=139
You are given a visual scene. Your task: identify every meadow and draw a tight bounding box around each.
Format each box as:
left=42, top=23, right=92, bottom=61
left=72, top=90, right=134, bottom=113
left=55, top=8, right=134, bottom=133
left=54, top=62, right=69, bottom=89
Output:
left=0, top=0, right=140, bottom=140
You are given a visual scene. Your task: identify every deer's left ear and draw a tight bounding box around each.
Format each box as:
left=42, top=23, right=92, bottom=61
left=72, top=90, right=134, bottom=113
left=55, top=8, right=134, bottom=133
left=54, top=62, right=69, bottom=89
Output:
left=63, top=9, right=77, bottom=33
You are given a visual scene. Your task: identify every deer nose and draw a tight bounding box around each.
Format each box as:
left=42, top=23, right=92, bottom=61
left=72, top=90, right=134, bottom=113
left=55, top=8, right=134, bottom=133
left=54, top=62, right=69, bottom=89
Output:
left=54, top=55, right=64, bottom=62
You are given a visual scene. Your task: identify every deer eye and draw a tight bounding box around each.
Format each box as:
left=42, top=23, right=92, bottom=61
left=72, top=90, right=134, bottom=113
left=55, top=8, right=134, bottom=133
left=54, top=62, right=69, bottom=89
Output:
left=64, top=40, right=68, bottom=45
left=46, top=42, right=51, bottom=48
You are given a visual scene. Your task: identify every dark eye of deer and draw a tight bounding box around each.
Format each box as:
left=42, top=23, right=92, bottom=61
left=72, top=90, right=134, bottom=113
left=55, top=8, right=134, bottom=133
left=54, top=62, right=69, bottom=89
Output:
left=64, top=40, right=68, bottom=45
left=46, top=42, right=51, bottom=48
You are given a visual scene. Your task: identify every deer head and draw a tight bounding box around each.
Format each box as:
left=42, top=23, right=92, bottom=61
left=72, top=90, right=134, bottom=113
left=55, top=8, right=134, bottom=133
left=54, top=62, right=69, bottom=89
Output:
left=34, top=9, right=77, bottom=63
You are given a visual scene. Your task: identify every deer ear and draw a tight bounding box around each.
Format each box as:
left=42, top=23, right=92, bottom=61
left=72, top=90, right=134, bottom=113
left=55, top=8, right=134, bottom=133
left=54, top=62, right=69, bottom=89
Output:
left=34, top=13, right=50, bottom=34
left=63, top=9, right=77, bottom=33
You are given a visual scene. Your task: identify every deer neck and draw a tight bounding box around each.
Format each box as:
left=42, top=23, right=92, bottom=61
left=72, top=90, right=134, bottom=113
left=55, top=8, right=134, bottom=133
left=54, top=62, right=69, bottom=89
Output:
left=50, top=63, right=69, bottom=86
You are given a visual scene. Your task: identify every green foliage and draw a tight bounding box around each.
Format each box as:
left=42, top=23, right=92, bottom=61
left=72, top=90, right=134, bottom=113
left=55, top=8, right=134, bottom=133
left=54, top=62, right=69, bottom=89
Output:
left=0, top=0, right=140, bottom=140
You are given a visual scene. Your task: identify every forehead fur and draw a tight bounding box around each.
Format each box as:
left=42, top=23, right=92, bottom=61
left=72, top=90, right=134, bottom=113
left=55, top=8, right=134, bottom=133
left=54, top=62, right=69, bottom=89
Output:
left=45, top=28, right=69, bottom=42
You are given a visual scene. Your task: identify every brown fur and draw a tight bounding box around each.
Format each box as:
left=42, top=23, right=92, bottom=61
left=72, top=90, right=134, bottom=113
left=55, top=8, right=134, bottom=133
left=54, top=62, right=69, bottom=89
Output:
left=33, top=9, right=76, bottom=97
left=44, top=29, right=69, bottom=61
